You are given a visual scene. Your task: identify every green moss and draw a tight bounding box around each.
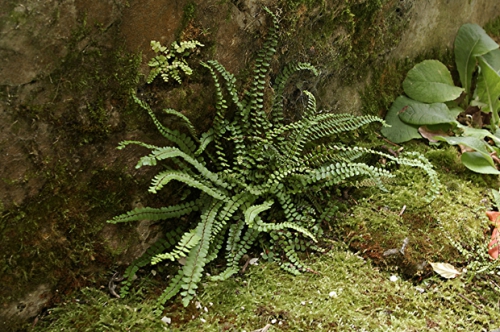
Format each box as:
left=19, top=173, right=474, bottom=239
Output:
left=30, top=286, right=166, bottom=331
left=484, top=15, right=500, bottom=37
left=277, top=0, right=409, bottom=84
left=30, top=249, right=500, bottom=331
left=176, top=2, right=197, bottom=40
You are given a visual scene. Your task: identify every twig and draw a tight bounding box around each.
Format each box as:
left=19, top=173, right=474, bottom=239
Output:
left=241, top=257, right=251, bottom=274
left=398, top=205, right=406, bottom=217
left=252, top=324, right=272, bottom=332
left=305, top=267, right=320, bottom=275
left=377, top=134, right=401, bottom=147
left=457, top=293, right=484, bottom=313
left=489, top=278, right=500, bottom=294
left=109, top=272, right=124, bottom=298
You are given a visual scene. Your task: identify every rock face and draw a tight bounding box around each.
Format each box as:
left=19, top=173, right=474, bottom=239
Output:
left=394, top=0, right=500, bottom=59
left=0, top=0, right=499, bottom=329
left=0, top=0, right=124, bottom=86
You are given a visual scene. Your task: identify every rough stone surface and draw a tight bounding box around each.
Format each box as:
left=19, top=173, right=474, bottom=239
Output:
left=394, top=0, right=500, bottom=59
left=1, top=284, right=52, bottom=324
left=0, top=0, right=124, bottom=86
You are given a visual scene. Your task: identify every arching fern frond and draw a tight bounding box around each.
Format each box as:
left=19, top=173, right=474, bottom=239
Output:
left=149, top=170, right=226, bottom=199
left=244, top=200, right=274, bottom=227
left=133, top=94, right=197, bottom=155
left=162, top=108, right=199, bottom=143
left=107, top=201, right=199, bottom=224
left=179, top=200, right=224, bottom=306
left=151, top=229, right=201, bottom=264
left=120, top=228, right=184, bottom=298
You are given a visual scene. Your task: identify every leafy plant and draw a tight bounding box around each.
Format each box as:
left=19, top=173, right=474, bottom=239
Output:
left=382, top=23, right=500, bottom=174
left=108, top=8, right=440, bottom=312
left=147, top=39, right=203, bottom=84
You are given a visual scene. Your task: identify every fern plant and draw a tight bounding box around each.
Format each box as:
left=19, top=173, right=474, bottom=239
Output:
left=108, top=8, right=440, bottom=312
left=147, top=40, right=203, bottom=84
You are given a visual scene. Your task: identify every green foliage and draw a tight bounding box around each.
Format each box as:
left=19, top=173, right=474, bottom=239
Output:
left=119, top=228, right=184, bottom=298
left=31, top=287, right=167, bottom=331
left=449, top=187, right=500, bottom=276
left=147, top=40, right=204, bottom=84
left=439, top=188, right=500, bottom=277
left=109, top=8, right=440, bottom=312
left=382, top=23, right=500, bottom=174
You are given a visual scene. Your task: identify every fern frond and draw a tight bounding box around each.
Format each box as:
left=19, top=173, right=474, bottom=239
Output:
left=149, top=170, right=227, bottom=199
left=139, top=146, right=227, bottom=188
left=200, top=62, right=230, bottom=169
left=253, top=215, right=317, bottom=242
left=205, top=223, right=229, bottom=264
left=117, top=140, right=160, bottom=151
left=180, top=200, right=224, bottom=306
left=120, top=228, right=183, bottom=298
left=133, top=94, right=197, bottom=155
left=205, top=60, right=243, bottom=112
left=226, top=219, right=246, bottom=258
left=220, top=227, right=261, bottom=280
left=162, top=108, right=199, bottom=142
left=107, top=201, right=199, bottom=224
left=244, top=200, right=274, bottom=227
left=270, top=62, right=318, bottom=124
left=302, top=144, right=365, bottom=167
left=195, top=128, right=214, bottom=156
left=391, top=151, right=440, bottom=201
left=151, top=229, right=201, bottom=264
left=155, top=269, right=184, bottom=314
left=307, top=162, right=394, bottom=192
left=307, top=114, right=386, bottom=141
left=242, top=7, right=279, bottom=135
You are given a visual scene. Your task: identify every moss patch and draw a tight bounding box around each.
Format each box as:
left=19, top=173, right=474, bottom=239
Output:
left=30, top=249, right=500, bottom=331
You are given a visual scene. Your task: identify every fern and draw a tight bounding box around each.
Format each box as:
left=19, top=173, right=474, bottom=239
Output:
left=108, top=7, right=440, bottom=313
left=119, top=228, right=183, bottom=298
left=147, top=40, right=203, bottom=84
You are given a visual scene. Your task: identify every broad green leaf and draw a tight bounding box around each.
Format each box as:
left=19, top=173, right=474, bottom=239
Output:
left=476, top=56, right=500, bottom=117
left=403, top=60, right=464, bottom=103
left=461, top=126, right=500, bottom=145
left=483, top=48, right=500, bottom=73
left=398, top=100, right=456, bottom=125
left=454, top=23, right=499, bottom=102
left=461, top=151, right=500, bottom=174
left=381, top=96, right=421, bottom=143
left=434, top=135, right=492, bottom=156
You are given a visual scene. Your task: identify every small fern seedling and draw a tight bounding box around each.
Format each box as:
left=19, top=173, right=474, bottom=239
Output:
left=147, top=40, right=203, bottom=84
